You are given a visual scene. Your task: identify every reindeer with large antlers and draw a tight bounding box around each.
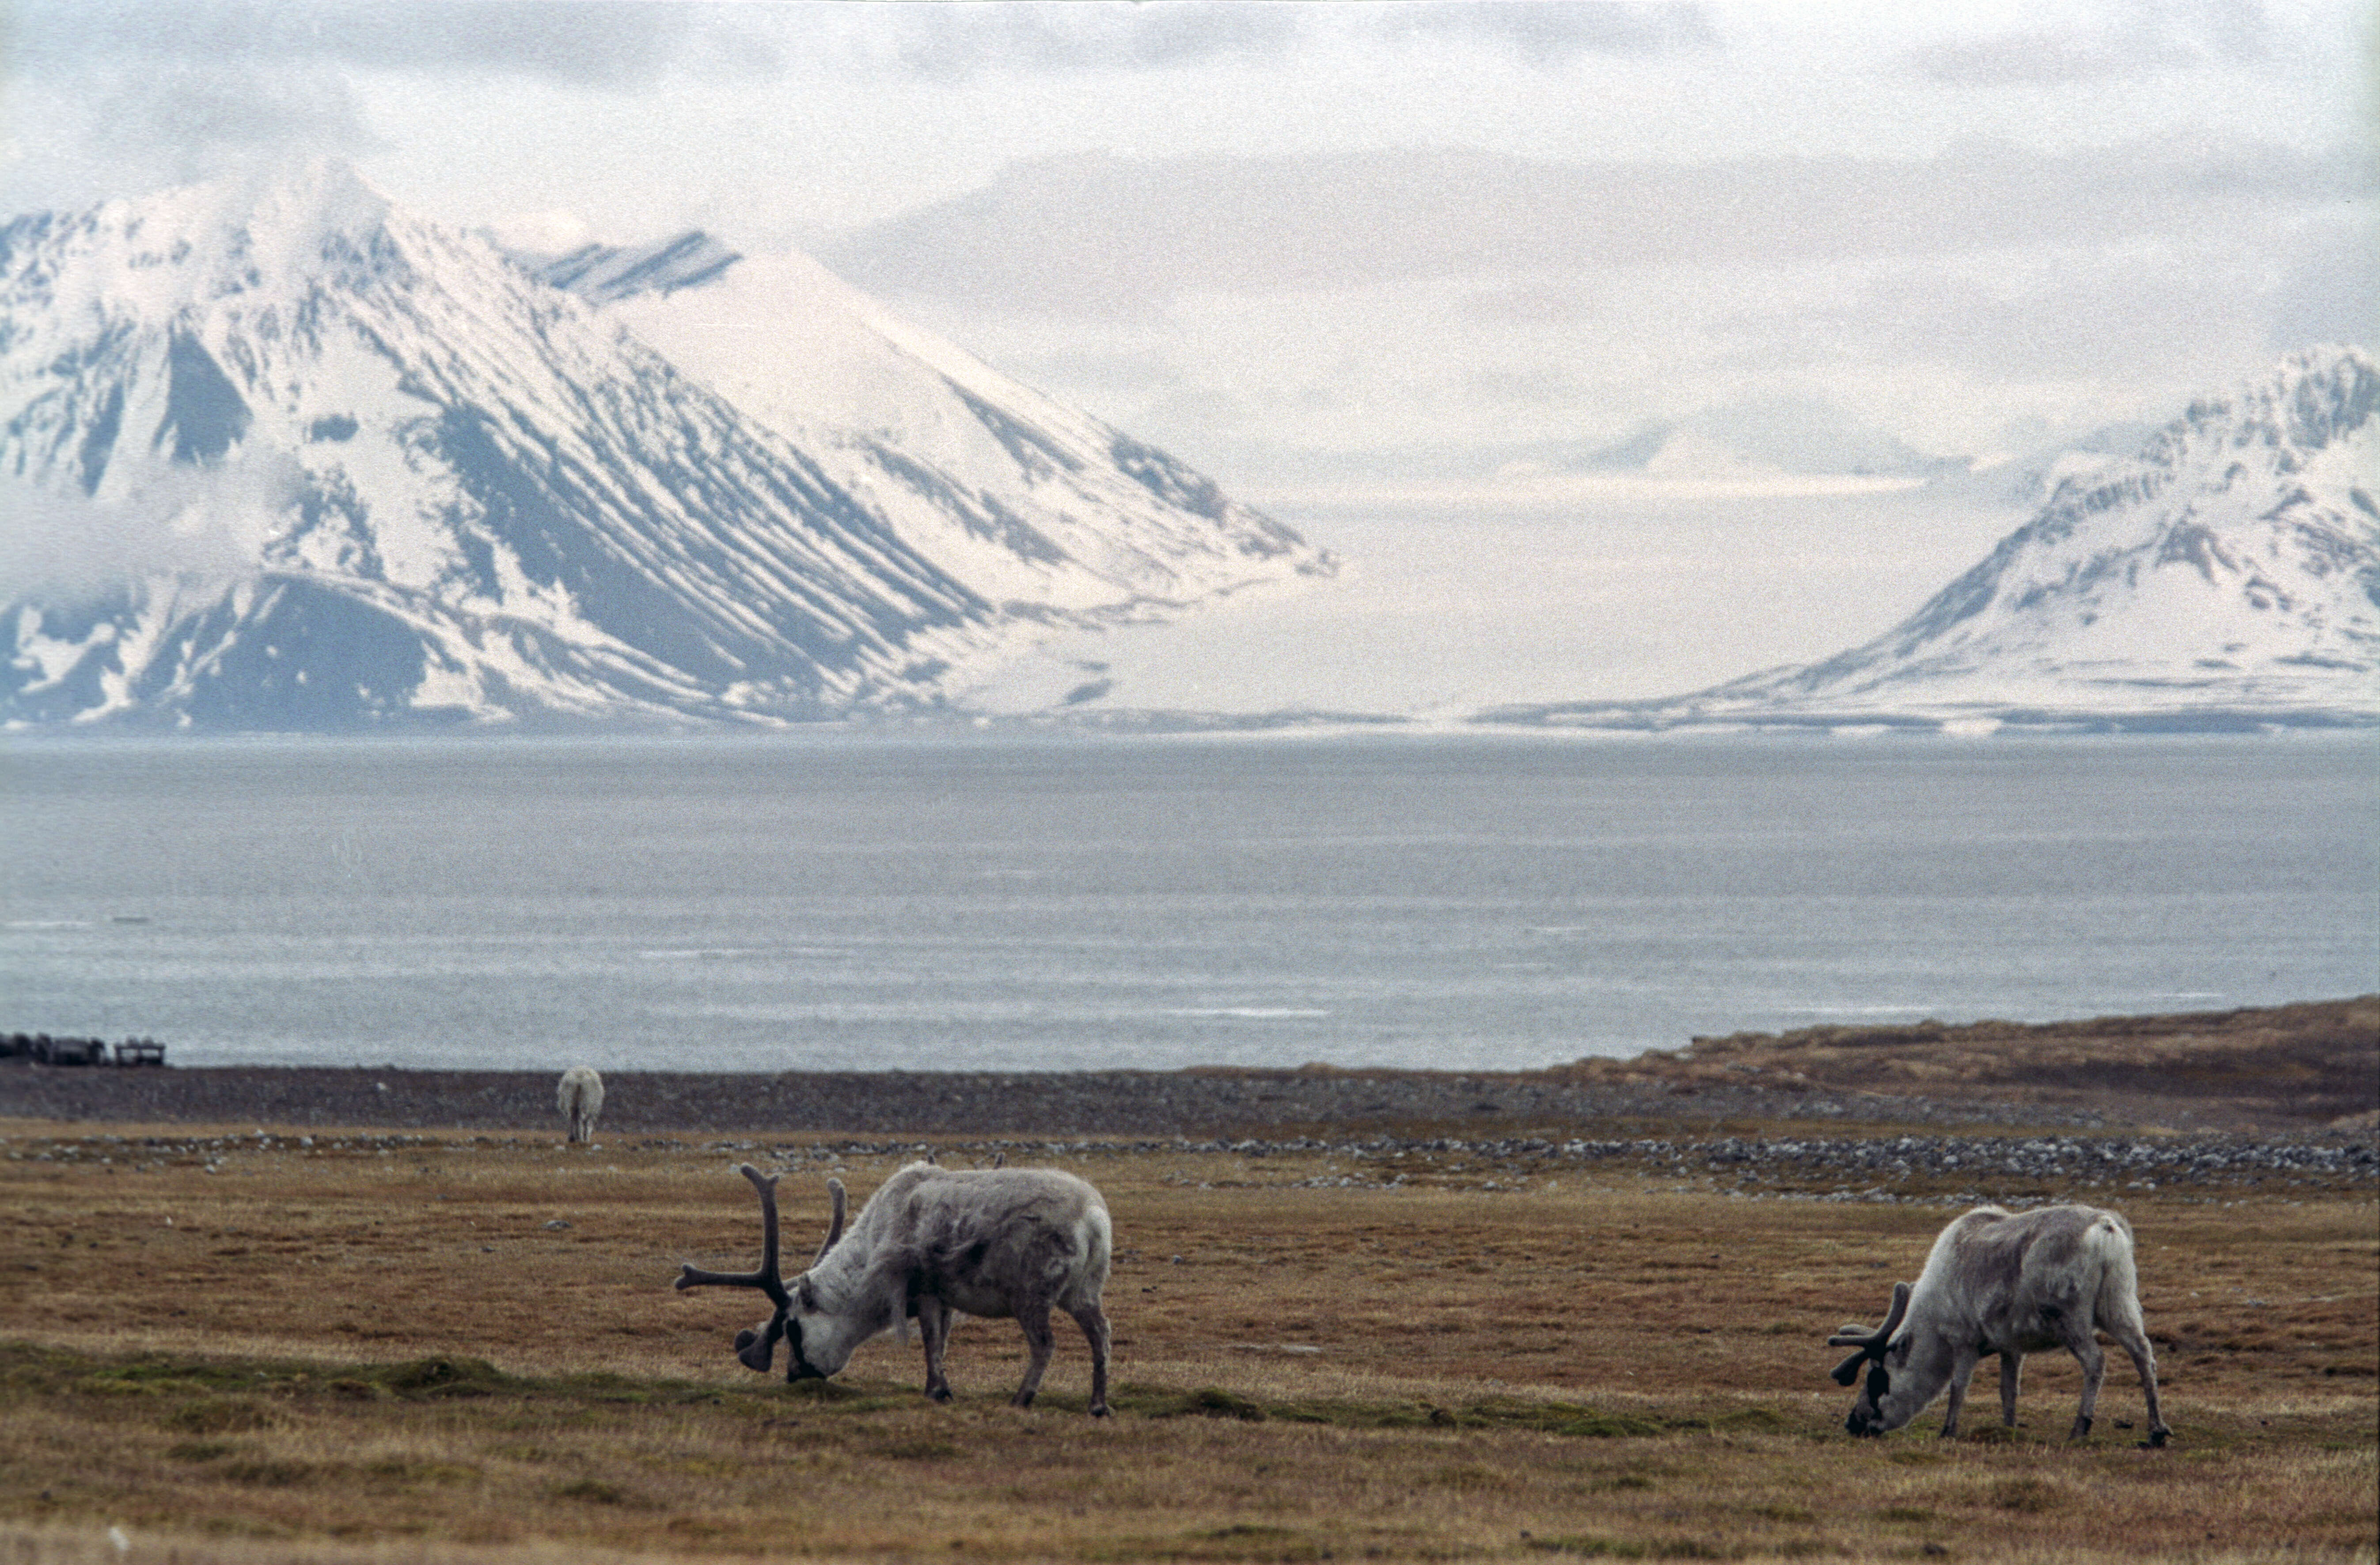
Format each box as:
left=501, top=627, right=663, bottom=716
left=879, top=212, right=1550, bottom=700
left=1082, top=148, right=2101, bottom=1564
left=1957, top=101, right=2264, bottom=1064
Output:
left=676, top=1161, right=1113, bottom=1415
left=1827, top=1204, right=2169, bottom=1445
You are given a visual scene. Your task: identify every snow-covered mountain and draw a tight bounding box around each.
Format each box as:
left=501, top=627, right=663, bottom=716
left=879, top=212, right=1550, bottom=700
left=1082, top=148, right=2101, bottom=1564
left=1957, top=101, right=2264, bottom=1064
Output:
left=1489, top=345, right=2380, bottom=731
left=1572, top=401, right=1966, bottom=483
left=523, top=232, right=1323, bottom=625
left=0, top=163, right=1327, bottom=729
left=524, top=231, right=742, bottom=305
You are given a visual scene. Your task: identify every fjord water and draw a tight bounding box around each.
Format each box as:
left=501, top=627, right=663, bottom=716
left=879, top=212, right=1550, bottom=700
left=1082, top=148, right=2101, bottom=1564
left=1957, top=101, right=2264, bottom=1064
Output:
left=3, top=733, right=2372, bottom=1073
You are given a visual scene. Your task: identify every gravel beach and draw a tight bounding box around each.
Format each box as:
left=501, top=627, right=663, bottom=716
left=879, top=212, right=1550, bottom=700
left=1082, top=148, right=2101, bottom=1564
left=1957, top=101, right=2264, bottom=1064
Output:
left=8, top=997, right=2372, bottom=1140
left=0, top=1061, right=1970, bottom=1139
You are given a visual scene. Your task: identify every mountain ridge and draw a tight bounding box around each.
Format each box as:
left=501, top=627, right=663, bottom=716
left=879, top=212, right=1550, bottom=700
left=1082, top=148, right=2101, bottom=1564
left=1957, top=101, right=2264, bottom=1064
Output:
left=0, top=166, right=1327, bottom=730
left=546, top=231, right=1328, bottom=618
left=1481, top=343, right=2380, bottom=733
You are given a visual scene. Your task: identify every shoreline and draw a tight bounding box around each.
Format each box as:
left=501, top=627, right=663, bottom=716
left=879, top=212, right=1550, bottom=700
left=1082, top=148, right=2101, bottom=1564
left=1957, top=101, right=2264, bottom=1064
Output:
left=0, top=1062, right=1916, bottom=1138
left=0, top=1059, right=2335, bottom=1140
left=7, top=997, right=2371, bottom=1138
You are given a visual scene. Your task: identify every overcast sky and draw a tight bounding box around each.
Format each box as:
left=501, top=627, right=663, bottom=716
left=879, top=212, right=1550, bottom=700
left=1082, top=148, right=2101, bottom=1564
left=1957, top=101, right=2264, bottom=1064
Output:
left=6, top=0, right=2368, bottom=492
left=3, top=1, right=2372, bottom=705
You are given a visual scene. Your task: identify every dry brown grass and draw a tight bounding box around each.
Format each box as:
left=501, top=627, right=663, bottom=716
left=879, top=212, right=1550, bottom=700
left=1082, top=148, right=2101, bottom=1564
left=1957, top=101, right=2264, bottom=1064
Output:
left=1569, top=996, right=2380, bottom=1129
left=1, top=1122, right=2372, bottom=1563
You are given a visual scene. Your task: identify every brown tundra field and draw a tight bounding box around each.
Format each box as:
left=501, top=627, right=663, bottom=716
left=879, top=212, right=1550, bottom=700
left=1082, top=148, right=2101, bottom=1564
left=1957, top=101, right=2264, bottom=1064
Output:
left=1, top=998, right=2374, bottom=1565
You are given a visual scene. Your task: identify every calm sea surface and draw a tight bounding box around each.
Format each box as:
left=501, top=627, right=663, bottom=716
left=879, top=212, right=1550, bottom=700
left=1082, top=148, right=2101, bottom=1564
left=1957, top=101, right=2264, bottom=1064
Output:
left=2, top=732, right=2373, bottom=1072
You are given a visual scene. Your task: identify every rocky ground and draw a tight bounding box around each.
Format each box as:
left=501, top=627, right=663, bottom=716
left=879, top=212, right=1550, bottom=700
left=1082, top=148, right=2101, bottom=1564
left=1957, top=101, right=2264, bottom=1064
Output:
left=4, top=998, right=2372, bottom=1154
left=0, top=1059, right=2091, bottom=1141
left=8, top=1123, right=2373, bottom=1199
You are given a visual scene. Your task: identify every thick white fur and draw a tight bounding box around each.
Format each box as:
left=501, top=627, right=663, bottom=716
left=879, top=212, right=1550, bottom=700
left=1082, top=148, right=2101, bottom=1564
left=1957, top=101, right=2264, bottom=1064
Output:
left=1843, top=1203, right=2168, bottom=1443
left=790, top=1161, right=1112, bottom=1413
left=556, top=1066, right=604, bottom=1144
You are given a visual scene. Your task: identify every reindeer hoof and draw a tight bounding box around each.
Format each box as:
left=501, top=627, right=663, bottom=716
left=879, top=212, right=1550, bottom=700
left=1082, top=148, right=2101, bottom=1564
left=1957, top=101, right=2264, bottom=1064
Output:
left=1010, top=1391, right=1037, bottom=1409
left=2068, top=1417, right=2093, bottom=1441
left=925, top=1386, right=953, bottom=1404
left=1090, top=1403, right=1112, bottom=1419
left=2144, top=1428, right=2169, bottom=1449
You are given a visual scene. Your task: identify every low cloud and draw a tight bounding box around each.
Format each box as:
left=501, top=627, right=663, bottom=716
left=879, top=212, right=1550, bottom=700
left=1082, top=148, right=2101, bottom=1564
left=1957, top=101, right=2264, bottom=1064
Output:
left=1898, top=0, right=2271, bottom=84
left=8, top=0, right=773, bottom=89
left=820, top=140, right=2370, bottom=316
left=124, top=61, right=373, bottom=185
left=840, top=1, right=1716, bottom=82
left=1712, top=221, right=2370, bottom=388
left=857, top=3, right=1301, bottom=81
left=0, top=459, right=300, bottom=607
left=2266, top=216, right=2380, bottom=352
left=1348, top=2, right=1720, bottom=63
left=9, top=0, right=1720, bottom=106
left=3, top=58, right=379, bottom=212
left=4, top=0, right=775, bottom=210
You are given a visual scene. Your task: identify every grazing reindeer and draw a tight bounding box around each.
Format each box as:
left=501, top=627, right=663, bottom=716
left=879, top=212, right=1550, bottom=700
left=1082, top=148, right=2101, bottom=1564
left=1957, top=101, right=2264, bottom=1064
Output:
left=556, top=1066, right=604, bottom=1144
left=1828, top=1204, right=2169, bottom=1445
left=677, top=1161, right=1113, bottom=1415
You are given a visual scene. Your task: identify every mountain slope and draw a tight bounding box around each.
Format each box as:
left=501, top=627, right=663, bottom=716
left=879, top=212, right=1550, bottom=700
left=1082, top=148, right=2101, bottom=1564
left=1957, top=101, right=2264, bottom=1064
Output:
left=529, top=234, right=1324, bottom=619
left=0, top=166, right=1325, bottom=729
left=1488, top=345, right=2380, bottom=731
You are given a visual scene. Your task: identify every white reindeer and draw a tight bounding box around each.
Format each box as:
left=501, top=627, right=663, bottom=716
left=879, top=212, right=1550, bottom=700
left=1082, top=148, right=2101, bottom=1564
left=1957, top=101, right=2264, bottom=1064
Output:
left=556, top=1066, right=604, bottom=1144
left=1828, top=1204, right=2169, bottom=1445
left=676, top=1161, right=1113, bottom=1416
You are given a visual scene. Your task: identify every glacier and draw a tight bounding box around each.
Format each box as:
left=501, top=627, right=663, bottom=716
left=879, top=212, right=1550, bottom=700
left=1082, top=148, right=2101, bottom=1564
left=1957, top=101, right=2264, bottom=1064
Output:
left=0, top=163, right=1330, bottom=730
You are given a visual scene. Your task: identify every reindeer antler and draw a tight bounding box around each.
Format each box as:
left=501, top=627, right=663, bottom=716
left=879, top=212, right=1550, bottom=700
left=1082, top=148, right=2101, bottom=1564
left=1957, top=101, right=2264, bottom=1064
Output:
left=677, top=1164, right=795, bottom=1372
left=678, top=1164, right=792, bottom=1303
left=812, top=1177, right=846, bottom=1267
left=1826, top=1281, right=1912, bottom=1386
left=675, top=1167, right=849, bottom=1375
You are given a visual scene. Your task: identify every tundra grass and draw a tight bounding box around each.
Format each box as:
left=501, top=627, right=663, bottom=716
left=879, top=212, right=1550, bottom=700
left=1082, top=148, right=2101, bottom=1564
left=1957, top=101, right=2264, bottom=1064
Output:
left=0, top=1124, right=2372, bottom=1563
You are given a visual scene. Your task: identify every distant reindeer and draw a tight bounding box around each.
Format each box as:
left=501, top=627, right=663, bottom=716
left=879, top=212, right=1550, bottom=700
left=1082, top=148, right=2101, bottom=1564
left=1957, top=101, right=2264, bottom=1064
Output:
left=556, top=1066, right=604, bottom=1144
left=676, top=1161, right=1112, bottom=1415
left=1828, top=1204, right=2169, bottom=1444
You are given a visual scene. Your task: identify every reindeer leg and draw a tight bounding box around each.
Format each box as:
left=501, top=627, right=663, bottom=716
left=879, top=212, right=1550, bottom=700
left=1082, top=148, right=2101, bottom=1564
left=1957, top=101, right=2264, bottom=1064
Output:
left=2064, top=1329, right=2108, bottom=1441
left=1011, top=1306, right=1056, bottom=1409
left=917, top=1296, right=954, bottom=1404
left=1999, top=1351, right=2023, bottom=1427
left=1940, top=1345, right=1980, bottom=1438
left=2106, top=1317, right=2169, bottom=1447
left=1068, top=1302, right=1111, bottom=1418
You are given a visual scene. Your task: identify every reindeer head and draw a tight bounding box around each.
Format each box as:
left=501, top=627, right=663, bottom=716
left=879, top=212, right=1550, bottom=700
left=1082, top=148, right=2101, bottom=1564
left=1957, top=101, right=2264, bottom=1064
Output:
left=675, top=1164, right=844, bottom=1381
left=1826, top=1281, right=1913, bottom=1436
